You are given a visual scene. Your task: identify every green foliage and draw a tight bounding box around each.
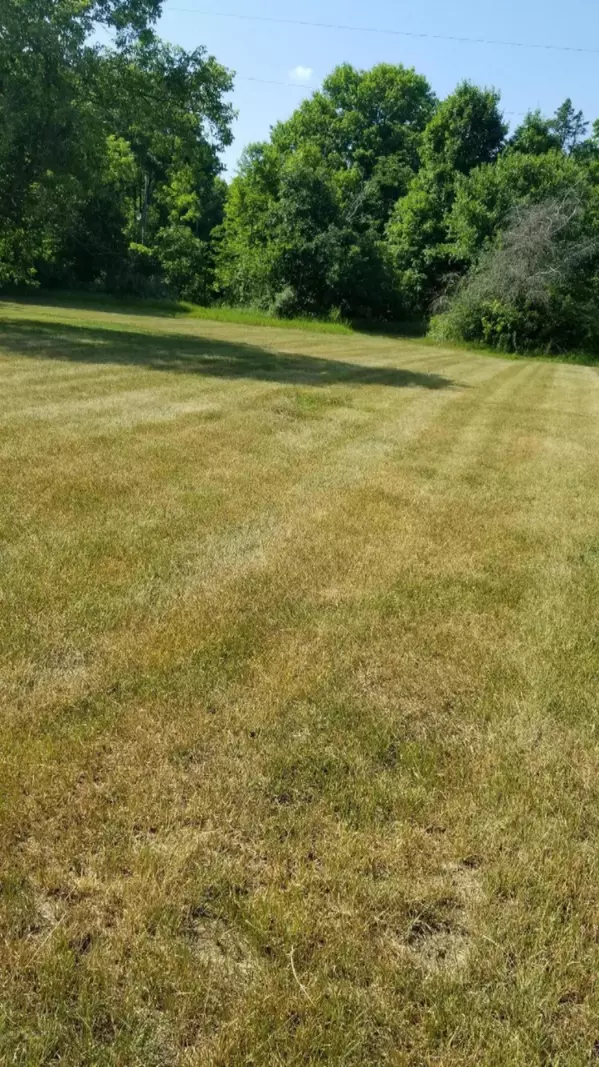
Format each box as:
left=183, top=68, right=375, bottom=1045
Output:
left=509, top=111, right=562, bottom=156
left=215, top=71, right=599, bottom=348
left=420, top=95, right=599, bottom=352
left=154, top=226, right=210, bottom=303
left=273, top=64, right=435, bottom=171
left=383, top=172, right=450, bottom=312
left=87, top=0, right=163, bottom=34
left=0, top=0, right=233, bottom=298
left=432, top=195, right=599, bottom=353
left=386, top=83, right=507, bottom=312
left=0, top=1, right=93, bottom=282
left=214, top=143, right=282, bottom=307
left=216, top=64, right=435, bottom=319
left=419, top=81, right=506, bottom=175
left=3, top=14, right=599, bottom=355
left=447, top=150, right=584, bottom=264
left=553, top=98, right=589, bottom=154
left=510, top=100, right=589, bottom=158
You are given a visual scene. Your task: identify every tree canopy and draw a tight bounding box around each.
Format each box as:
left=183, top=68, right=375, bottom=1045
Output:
left=1, top=13, right=598, bottom=353
left=0, top=0, right=232, bottom=294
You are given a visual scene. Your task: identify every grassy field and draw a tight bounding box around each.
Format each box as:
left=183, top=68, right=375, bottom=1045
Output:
left=2, top=300, right=599, bottom=1066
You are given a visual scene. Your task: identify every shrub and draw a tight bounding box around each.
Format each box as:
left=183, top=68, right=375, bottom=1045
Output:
left=430, top=195, right=599, bottom=353
left=270, top=286, right=302, bottom=319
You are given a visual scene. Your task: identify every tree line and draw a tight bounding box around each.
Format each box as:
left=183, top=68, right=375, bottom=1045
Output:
left=2, top=0, right=599, bottom=352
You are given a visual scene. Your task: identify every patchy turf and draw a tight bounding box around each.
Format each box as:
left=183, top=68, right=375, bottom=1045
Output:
left=1, top=300, right=599, bottom=1066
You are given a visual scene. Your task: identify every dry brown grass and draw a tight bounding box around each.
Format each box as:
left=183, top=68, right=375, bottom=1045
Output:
left=2, top=300, right=599, bottom=1065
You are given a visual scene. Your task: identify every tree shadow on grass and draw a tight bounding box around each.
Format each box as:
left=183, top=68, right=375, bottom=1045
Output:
left=0, top=318, right=458, bottom=390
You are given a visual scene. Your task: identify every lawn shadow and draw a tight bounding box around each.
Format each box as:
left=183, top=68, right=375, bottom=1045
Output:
left=0, top=318, right=457, bottom=391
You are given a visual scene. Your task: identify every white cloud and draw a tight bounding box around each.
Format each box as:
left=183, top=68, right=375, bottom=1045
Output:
left=289, top=65, right=313, bottom=83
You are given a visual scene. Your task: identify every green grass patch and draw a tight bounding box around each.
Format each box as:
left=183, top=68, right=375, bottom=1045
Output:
left=5, top=289, right=354, bottom=334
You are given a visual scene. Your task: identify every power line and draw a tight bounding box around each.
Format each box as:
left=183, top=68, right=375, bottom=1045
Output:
left=237, top=75, right=313, bottom=90
left=168, top=7, right=599, bottom=56
left=95, top=28, right=530, bottom=115
left=234, top=74, right=527, bottom=115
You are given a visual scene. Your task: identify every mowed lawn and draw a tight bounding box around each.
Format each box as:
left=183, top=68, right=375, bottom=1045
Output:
left=2, top=302, right=599, bottom=1067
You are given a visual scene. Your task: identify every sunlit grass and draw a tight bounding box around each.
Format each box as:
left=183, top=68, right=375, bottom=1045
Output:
left=11, top=290, right=354, bottom=333
left=2, top=300, right=599, bottom=1065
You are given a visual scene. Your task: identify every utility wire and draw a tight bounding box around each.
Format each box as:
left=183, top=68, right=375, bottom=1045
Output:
left=168, top=7, right=599, bottom=56
left=94, top=30, right=529, bottom=115
left=234, top=74, right=528, bottom=114
left=237, top=75, right=312, bottom=89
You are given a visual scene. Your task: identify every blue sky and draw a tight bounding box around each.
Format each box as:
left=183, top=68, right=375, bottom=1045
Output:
left=156, top=0, right=597, bottom=174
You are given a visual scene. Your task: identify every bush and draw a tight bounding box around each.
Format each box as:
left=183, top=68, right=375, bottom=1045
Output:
left=270, top=286, right=302, bottom=319
left=430, top=195, right=599, bottom=353
left=430, top=298, right=542, bottom=352
left=154, top=227, right=213, bottom=305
